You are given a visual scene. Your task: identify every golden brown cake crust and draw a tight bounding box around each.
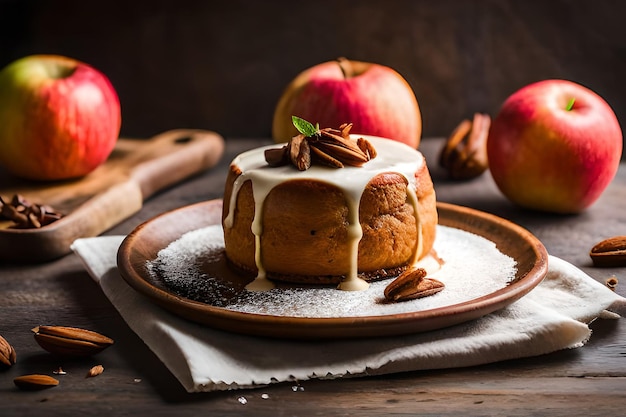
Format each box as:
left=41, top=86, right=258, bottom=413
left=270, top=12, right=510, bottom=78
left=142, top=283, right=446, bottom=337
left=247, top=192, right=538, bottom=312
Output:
left=222, top=155, right=438, bottom=285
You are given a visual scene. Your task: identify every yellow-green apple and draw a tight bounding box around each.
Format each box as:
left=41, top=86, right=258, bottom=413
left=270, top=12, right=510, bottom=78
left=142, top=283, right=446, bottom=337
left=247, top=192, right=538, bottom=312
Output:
left=0, top=55, right=121, bottom=181
left=487, top=79, right=623, bottom=214
left=272, top=58, right=422, bottom=148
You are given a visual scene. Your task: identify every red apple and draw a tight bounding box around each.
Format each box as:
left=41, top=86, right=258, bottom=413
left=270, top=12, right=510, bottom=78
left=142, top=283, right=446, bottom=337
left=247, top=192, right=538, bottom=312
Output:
left=272, top=58, right=422, bottom=148
left=487, top=79, right=622, bottom=213
left=0, top=55, right=121, bottom=181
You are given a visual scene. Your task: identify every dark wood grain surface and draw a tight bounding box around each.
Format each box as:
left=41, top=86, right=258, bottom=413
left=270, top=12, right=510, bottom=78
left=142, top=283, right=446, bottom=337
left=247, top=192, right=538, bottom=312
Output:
left=1, top=137, right=625, bottom=416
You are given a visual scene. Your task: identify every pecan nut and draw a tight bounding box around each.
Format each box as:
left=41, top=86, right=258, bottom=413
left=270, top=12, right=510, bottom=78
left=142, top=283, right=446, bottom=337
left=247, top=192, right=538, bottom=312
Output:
left=0, top=334, right=17, bottom=369
left=86, top=364, right=105, bottom=378
left=606, top=276, right=619, bottom=291
left=0, top=194, right=63, bottom=229
left=32, top=326, right=114, bottom=357
left=384, top=268, right=445, bottom=302
left=439, top=113, right=490, bottom=180
left=590, top=236, right=626, bottom=267
left=265, top=122, right=376, bottom=170
left=14, top=374, right=59, bottom=390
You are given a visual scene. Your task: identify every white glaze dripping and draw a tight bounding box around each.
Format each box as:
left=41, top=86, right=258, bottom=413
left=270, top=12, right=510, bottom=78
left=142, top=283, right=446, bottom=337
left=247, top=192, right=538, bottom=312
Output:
left=336, top=190, right=367, bottom=291
left=223, top=136, right=425, bottom=291
left=406, top=185, right=423, bottom=267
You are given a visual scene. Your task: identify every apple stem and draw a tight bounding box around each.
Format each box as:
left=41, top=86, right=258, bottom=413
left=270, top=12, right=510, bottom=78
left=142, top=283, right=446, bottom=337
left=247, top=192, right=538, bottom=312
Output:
left=337, top=57, right=354, bottom=79
left=566, top=98, right=576, bottom=111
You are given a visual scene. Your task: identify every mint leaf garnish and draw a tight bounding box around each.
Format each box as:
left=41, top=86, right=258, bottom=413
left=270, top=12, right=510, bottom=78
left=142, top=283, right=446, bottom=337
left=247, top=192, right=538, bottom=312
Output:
left=292, top=116, right=319, bottom=137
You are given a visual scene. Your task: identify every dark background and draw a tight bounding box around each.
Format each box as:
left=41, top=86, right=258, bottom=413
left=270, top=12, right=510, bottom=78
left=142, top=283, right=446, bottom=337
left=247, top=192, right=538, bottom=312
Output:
left=1, top=0, right=624, bottom=145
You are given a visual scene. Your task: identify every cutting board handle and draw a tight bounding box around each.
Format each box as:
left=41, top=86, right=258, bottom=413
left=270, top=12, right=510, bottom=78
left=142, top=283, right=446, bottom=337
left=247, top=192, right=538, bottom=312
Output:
left=128, top=129, right=225, bottom=198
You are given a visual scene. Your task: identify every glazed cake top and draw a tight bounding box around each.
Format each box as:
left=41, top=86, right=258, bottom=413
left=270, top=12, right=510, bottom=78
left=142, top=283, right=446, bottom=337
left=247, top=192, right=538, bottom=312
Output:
left=226, top=136, right=424, bottom=200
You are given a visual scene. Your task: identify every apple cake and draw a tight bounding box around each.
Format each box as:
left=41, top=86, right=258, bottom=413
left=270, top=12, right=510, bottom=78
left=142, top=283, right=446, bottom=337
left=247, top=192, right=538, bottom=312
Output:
left=222, top=123, right=437, bottom=291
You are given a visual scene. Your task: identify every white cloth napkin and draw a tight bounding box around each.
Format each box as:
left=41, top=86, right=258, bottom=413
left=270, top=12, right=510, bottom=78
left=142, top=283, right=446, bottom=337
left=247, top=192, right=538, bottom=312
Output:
left=71, top=236, right=626, bottom=393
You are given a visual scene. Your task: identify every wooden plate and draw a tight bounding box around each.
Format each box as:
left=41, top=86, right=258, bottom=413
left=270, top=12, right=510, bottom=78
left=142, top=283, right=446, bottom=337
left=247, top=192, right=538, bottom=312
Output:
left=117, top=200, right=548, bottom=339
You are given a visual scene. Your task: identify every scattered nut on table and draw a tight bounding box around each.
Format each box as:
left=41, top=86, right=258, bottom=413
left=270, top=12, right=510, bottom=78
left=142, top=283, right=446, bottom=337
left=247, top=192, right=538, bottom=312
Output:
left=589, top=236, right=626, bottom=267
left=86, top=364, right=105, bottom=378
left=0, top=334, right=17, bottom=369
left=605, top=276, right=619, bottom=291
left=439, top=113, right=491, bottom=180
left=32, top=325, right=114, bottom=357
left=14, top=374, right=59, bottom=391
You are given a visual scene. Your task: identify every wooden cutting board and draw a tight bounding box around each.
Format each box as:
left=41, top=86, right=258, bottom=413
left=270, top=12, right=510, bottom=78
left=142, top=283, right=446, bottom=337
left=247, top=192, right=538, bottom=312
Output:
left=0, top=129, right=224, bottom=263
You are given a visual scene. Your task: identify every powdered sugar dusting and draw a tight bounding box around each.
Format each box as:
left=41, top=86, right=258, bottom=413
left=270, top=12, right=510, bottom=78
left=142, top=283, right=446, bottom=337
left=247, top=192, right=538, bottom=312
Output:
left=147, top=225, right=517, bottom=318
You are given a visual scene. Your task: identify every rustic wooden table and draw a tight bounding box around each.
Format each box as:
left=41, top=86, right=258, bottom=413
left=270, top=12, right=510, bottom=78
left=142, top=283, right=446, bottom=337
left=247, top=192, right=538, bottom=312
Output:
left=1, top=137, right=625, bottom=416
